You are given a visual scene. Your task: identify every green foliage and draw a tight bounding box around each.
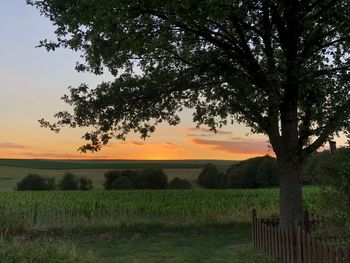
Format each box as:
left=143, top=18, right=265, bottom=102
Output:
left=111, top=176, right=134, bottom=190
left=103, top=170, right=123, bottom=190
left=0, top=187, right=319, bottom=231
left=226, top=157, right=265, bottom=189
left=104, top=169, right=168, bottom=190
left=168, top=177, right=192, bottom=189
left=303, top=151, right=330, bottom=184
left=16, top=174, right=55, bottom=191
left=59, top=173, right=79, bottom=190
left=103, top=170, right=139, bottom=189
left=0, top=240, right=93, bottom=263
left=79, top=177, right=93, bottom=191
left=135, top=168, right=168, bottom=189
left=29, top=0, right=350, bottom=157
left=197, top=163, right=222, bottom=189
left=256, top=156, right=278, bottom=188
left=314, top=148, right=350, bottom=241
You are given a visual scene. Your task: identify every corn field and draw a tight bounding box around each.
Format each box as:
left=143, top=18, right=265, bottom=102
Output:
left=0, top=188, right=319, bottom=232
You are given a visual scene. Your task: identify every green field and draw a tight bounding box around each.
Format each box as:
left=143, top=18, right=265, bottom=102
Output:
left=0, top=160, right=317, bottom=262
left=0, top=188, right=317, bottom=262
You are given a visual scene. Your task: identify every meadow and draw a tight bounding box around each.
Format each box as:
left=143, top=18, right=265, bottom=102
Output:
left=0, top=160, right=318, bottom=262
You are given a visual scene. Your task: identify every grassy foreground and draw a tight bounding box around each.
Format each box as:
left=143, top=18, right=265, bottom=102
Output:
left=0, top=188, right=317, bottom=262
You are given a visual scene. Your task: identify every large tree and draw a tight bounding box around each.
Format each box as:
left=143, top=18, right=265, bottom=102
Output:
left=28, top=0, right=350, bottom=226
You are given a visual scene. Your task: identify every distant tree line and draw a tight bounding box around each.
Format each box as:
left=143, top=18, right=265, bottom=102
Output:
left=197, top=156, right=278, bottom=189
left=196, top=152, right=336, bottom=189
left=16, top=169, right=192, bottom=191
left=16, top=173, right=93, bottom=191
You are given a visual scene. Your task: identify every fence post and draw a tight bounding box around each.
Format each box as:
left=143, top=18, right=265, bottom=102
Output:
left=252, top=209, right=256, bottom=249
left=304, top=210, right=311, bottom=234
left=295, top=223, right=303, bottom=263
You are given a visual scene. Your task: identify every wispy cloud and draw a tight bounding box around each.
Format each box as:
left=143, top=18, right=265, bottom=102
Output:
left=0, top=142, right=28, bottom=149
left=187, top=127, right=233, bottom=137
left=191, top=139, right=270, bottom=155
left=18, top=152, right=108, bottom=159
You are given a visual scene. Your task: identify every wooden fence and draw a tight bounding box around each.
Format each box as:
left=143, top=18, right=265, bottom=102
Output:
left=252, top=209, right=350, bottom=263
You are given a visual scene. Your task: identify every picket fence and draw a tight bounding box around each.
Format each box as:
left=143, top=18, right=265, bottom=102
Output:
left=252, top=209, right=350, bottom=263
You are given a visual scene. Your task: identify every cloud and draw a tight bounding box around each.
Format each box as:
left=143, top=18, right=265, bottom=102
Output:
left=130, top=141, right=145, bottom=146
left=18, top=152, right=108, bottom=159
left=187, top=127, right=233, bottom=137
left=191, top=139, right=270, bottom=155
left=0, top=142, right=28, bottom=149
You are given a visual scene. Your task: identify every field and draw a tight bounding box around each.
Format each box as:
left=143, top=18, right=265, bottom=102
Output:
left=0, top=160, right=318, bottom=262
left=0, top=159, right=235, bottom=191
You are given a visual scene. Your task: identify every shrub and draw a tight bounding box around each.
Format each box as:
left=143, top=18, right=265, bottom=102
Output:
left=103, top=170, right=139, bottom=189
left=79, top=177, right=93, bottom=191
left=168, top=177, right=192, bottom=189
left=135, top=168, right=168, bottom=189
left=59, top=173, right=79, bottom=190
left=111, top=176, right=134, bottom=190
left=197, top=163, right=220, bottom=188
left=103, top=170, right=122, bottom=190
left=314, top=148, right=350, bottom=241
left=226, top=157, right=264, bottom=188
left=16, top=174, right=55, bottom=191
left=256, top=156, right=278, bottom=187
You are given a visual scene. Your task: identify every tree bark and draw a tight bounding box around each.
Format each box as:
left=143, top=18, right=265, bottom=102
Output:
left=278, top=157, right=303, bottom=226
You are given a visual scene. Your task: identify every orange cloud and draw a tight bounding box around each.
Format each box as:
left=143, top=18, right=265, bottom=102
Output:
left=0, top=142, right=28, bottom=149
left=191, top=139, right=271, bottom=155
left=15, top=152, right=108, bottom=159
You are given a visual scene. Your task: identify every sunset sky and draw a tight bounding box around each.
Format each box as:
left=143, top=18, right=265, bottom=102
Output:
left=0, top=1, right=347, bottom=160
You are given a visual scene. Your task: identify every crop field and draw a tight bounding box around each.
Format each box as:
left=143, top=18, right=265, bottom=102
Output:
left=0, top=187, right=319, bottom=232
left=0, top=160, right=319, bottom=262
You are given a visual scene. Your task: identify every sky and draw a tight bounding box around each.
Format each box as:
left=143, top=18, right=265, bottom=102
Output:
left=0, top=1, right=347, bottom=160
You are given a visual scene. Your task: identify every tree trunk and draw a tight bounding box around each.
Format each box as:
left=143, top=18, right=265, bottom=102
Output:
left=278, top=158, right=303, bottom=227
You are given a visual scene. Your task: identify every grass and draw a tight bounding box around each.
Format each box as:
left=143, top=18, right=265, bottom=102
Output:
left=1, top=223, right=274, bottom=263
left=79, top=223, right=274, bottom=262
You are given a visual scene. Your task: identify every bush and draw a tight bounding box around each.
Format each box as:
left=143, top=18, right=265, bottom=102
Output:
left=111, top=176, right=134, bottom=190
left=168, top=177, right=192, bottom=189
left=103, top=170, right=123, bottom=190
left=79, top=177, right=93, bottom=191
left=16, top=174, right=55, bottom=191
left=135, top=168, right=168, bottom=189
left=314, top=148, right=350, bottom=241
left=103, top=170, right=139, bottom=190
left=197, top=163, right=221, bottom=188
left=59, top=173, right=79, bottom=190
left=226, top=157, right=265, bottom=188
left=256, top=156, right=278, bottom=187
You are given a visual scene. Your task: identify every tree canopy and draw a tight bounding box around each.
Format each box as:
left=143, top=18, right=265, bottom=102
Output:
left=29, top=0, right=350, bottom=155
left=28, top=0, right=350, bottom=225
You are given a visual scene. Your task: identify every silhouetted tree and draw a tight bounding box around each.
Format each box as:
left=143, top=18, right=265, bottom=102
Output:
left=29, top=0, right=350, bottom=226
